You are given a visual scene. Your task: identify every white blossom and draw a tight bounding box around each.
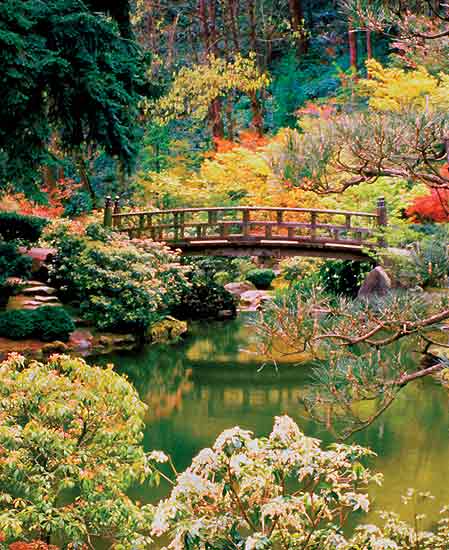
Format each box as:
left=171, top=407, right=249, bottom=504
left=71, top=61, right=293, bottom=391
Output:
left=148, top=450, right=169, bottom=463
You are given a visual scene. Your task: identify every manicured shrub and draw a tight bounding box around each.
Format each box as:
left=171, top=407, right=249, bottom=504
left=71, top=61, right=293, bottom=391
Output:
left=0, top=310, right=36, bottom=340
left=0, top=211, right=48, bottom=243
left=0, top=307, right=74, bottom=341
left=45, top=221, right=189, bottom=335
left=33, top=306, right=75, bottom=342
left=0, top=242, right=32, bottom=283
left=245, top=268, right=276, bottom=289
left=317, top=259, right=373, bottom=297
left=171, top=279, right=237, bottom=320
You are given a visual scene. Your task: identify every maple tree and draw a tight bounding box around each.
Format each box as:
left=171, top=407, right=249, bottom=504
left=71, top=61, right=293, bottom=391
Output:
left=152, top=54, right=269, bottom=138
left=273, top=59, right=449, bottom=194
left=0, top=354, right=155, bottom=548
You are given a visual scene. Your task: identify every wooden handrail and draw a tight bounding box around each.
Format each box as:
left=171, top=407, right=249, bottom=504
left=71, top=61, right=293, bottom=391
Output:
left=104, top=198, right=387, bottom=250
left=111, top=205, right=378, bottom=219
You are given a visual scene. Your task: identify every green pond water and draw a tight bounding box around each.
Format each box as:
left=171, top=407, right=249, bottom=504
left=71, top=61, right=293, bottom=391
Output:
left=98, top=313, right=449, bottom=528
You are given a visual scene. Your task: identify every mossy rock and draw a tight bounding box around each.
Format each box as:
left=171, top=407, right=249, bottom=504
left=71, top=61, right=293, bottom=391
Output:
left=149, top=316, right=188, bottom=344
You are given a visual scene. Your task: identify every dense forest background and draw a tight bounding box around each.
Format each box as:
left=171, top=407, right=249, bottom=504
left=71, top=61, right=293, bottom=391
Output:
left=0, top=0, right=448, bottom=221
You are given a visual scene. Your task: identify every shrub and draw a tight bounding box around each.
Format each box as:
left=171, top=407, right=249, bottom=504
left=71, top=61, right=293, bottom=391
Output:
left=171, top=279, right=237, bottom=320
left=410, top=231, right=449, bottom=288
left=280, top=256, right=323, bottom=286
left=317, top=259, right=373, bottom=297
left=0, top=211, right=48, bottom=243
left=0, top=242, right=32, bottom=284
left=63, top=189, right=94, bottom=217
left=0, top=354, right=154, bottom=547
left=183, top=256, right=257, bottom=284
left=246, top=268, right=276, bottom=289
left=0, top=310, right=36, bottom=340
left=45, top=221, right=189, bottom=335
left=33, top=306, right=75, bottom=341
left=150, top=416, right=380, bottom=549
left=0, top=307, right=74, bottom=341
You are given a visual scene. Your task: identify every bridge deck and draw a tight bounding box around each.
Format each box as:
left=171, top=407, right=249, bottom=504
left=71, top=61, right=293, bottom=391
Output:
left=104, top=200, right=387, bottom=259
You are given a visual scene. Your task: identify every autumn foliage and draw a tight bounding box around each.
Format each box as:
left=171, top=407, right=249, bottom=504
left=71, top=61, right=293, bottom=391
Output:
left=8, top=543, right=58, bottom=550
left=406, top=188, right=449, bottom=222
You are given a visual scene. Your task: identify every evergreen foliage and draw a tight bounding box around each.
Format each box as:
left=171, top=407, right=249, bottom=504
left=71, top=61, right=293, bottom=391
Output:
left=0, top=0, right=147, bottom=195
left=0, top=306, right=75, bottom=341
left=0, top=212, right=48, bottom=243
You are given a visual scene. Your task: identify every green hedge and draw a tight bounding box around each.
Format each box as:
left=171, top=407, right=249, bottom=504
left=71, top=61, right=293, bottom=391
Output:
left=0, top=307, right=75, bottom=341
left=0, top=242, right=32, bottom=282
left=0, top=211, right=49, bottom=243
left=246, top=268, right=276, bottom=290
left=171, top=280, right=237, bottom=320
left=317, top=260, right=374, bottom=297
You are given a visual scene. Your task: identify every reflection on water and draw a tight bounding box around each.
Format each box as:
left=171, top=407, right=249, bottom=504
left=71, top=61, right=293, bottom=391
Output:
left=98, top=314, right=449, bottom=526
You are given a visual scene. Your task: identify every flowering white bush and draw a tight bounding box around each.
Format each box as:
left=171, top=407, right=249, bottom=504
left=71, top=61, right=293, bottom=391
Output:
left=150, top=416, right=382, bottom=550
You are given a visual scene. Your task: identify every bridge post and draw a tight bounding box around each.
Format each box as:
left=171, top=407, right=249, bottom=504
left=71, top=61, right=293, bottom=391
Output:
left=103, top=196, right=113, bottom=228
left=242, top=209, right=250, bottom=238
left=377, top=196, right=388, bottom=247
left=113, top=196, right=121, bottom=229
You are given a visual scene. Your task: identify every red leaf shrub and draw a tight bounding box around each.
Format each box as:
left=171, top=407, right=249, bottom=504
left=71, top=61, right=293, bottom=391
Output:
left=406, top=188, right=449, bottom=222
left=9, top=542, right=58, bottom=550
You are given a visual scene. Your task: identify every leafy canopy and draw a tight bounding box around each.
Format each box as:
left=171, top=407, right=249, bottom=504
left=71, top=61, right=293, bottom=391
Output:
left=0, top=0, right=147, bottom=196
left=0, top=354, right=155, bottom=548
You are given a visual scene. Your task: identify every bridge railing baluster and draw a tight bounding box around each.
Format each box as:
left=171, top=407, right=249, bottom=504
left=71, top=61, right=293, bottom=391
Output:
left=276, top=210, right=283, bottom=238
left=179, top=212, right=185, bottom=240
left=310, top=212, right=317, bottom=240
left=138, top=214, right=145, bottom=237
left=242, top=209, right=250, bottom=238
left=377, top=196, right=388, bottom=247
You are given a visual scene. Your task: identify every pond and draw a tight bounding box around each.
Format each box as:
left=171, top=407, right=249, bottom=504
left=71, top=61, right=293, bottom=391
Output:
left=97, top=313, right=449, bottom=528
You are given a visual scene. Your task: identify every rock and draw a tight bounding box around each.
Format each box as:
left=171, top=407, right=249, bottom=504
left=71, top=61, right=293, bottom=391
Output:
left=149, top=316, right=188, bottom=344
left=98, top=333, right=136, bottom=346
left=22, top=286, right=57, bottom=296
left=41, top=341, right=69, bottom=354
left=217, top=309, right=236, bottom=320
left=7, top=295, right=62, bottom=310
left=18, top=247, right=56, bottom=278
left=358, top=266, right=392, bottom=299
left=31, top=295, right=60, bottom=303
left=239, top=290, right=273, bottom=311
left=224, top=281, right=256, bottom=298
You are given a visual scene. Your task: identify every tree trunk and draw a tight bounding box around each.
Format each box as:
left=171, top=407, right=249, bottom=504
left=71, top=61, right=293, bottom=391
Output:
left=348, top=21, right=358, bottom=73
left=227, top=0, right=240, bottom=51
left=199, top=0, right=224, bottom=140
left=75, top=150, right=97, bottom=207
left=247, top=0, right=264, bottom=135
left=366, top=29, right=373, bottom=59
left=288, top=0, right=308, bottom=56
left=249, top=92, right=263, bottom=136
left=198, top=0, right=211, bottom=55
left=210, top=99, right=225, bottom=140
left=247, top=0, right=257, bottom=54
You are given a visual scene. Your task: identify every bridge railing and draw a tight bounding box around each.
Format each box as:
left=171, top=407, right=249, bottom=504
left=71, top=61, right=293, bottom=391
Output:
left=104, top=198, right=387, bottom=248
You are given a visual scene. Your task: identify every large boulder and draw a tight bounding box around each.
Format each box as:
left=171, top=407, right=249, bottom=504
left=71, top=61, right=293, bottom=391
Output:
left=358, top=266, right=391, bottom=299
left=224, top=281, right=256, bottom=298
left=239, top=290, right=273, bottom=311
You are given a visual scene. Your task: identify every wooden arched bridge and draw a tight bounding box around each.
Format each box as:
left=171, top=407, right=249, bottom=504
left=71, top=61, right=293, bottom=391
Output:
left=103, top=198, right=387, bottom=260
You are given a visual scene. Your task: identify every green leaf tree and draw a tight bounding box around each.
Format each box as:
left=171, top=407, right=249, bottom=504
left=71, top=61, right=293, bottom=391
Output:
left=0, top=354, right=155, bottom=548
